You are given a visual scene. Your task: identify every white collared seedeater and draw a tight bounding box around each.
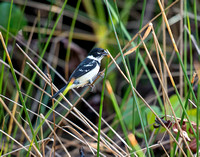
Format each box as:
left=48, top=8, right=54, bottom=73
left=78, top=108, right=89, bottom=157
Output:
left=52, top=48, right=108, bottom=98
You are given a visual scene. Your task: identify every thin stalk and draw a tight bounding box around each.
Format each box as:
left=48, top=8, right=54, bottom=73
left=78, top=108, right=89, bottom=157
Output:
left=186, top=11, right=193, bottom=88
left=157, top=0, right=197, bottom=104
left=172, top=75, right=196, bottom=156
left=65, top=0, right=81, bottom=79
left=97, top=57, right=109, bottom=156
left=183, top=0, right=187, bottom=97
left=134, top=0, right=146, bottom=86
left=151, top=30, right=193, bottom=155
left=108, top=1, right=164, bottom=109
left=0, top=33, right=40, bottom=152
left=179, top=0, right=183, bottom=98
left=0, top=0, right=13, bottom=94
left=107, top=85, right=131, bottom=137
left=197, top=83, right=200, bottom=157
left=133, top=0, right=146, bottom=132
left=176, top=50, right=197, bottom=104
left=105, top=0, right=151, bottom=155
left=193, top=0, right=199, bottom=45
left=24, top=0, right=68, bottom=104
left=105, top=81, right=143, bottom=156
left=32, top=80, right=73, bottom=151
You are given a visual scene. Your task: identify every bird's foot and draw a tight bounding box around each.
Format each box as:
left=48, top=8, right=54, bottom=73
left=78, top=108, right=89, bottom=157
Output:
left=98, top=71, right=105, bottom=78
left=88, top=83, right=96, bottom=92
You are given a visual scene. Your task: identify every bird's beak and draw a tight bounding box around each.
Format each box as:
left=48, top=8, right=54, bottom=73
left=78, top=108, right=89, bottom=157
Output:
left=102, top=49, right=109, bottom=56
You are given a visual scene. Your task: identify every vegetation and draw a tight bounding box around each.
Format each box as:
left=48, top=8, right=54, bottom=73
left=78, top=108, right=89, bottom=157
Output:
left=0, top=0, right=199, bottom=156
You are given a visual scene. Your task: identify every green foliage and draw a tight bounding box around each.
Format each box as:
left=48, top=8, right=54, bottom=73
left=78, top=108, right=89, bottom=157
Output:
left=123, top=98, right=142, bottom=129
left=123, top=98, right=162, bottom=130
left=144, top=105, right=161, bottom=130
left=0, top=0, right=199, bottom=156
left=0, top=2, right=27, bottom=36
left=169, top=94, right=185, bottom=117
left=0, top=140, right=4, bottom=156
left=187, top=108, right=200, bottom=123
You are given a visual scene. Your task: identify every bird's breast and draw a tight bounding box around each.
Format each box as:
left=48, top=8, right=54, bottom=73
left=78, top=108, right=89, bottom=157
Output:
left=71, top=65, right=100, bottom=88
left=78, top=65, right=100, bottom=82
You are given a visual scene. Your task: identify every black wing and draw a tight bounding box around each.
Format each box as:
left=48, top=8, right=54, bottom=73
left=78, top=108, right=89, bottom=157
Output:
left=69, top=58, right=98, bottom=80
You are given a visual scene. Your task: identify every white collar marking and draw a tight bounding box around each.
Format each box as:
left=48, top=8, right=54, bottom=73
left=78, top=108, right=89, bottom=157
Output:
left=87, top=55, right=102, bottom=62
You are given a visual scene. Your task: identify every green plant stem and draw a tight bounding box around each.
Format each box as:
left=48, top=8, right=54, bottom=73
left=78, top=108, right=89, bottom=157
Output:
left=4, top=1, right=28, bottom=155
left=172, top=80, right=195, bottom=156
left=183, top=0, right=187, bottom=97
left=186, top=11, right=193, bottom=87
left=133, top=0, right=146, bottom=133
left=197, top=83, right=200, bottom=157
left=107, top=0, right=164, bottom=110
left=24, top=0, right=68, bottom=104
left=107, top=86, right=131, bottom=137
left=0, top=34, right=40, bottom=152
left=29, top=79, right=72, bottom=157
left=176, top=50, right=197, bottom=104
left=109, top=86, right=129, bottom=141
left=66, top=0, right=81, bottom=78
left=0, top=0, right=13, bottom=94
left=97, top=57, right=109, bottom=156
left=105, top=0, right=151, bottom=156
left=193, top=0, right=199, bottom=45
left=26, top=0, right=69, bottom=152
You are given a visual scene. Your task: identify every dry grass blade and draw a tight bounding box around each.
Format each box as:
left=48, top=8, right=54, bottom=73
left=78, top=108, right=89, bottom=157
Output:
left=11, top=53, right=126, bottom=155
left=0, top=59, right=50, bottom=97
left=157, top=0, right=179, bottom=52
left=106, top=49, right=129, bottom=83
left=0, top=129, right=35, bottom=156
left=17, top=41, right=129, bottom=153
left=153, top=25, right=168, bottom=118
left=139, top=34, right=188, bottom=156
left=63, top=126, right=95, bottom=155
left=124, top=23, right=153, bottom=56
left=0, top=98, right=42, bottom=156
left=151, top=27, right=195, bottom=145
left=179, top=0, right=184, bottom=98
left=0, top=94, right=106, bottom=155
left=1, top=138, right=51, bottom=157
left=194, top=60, right=200, bottom=81
left=188, top=99, right=197, bottom=108
left=47, top=70, right=56, bottom=157
left=16, top=44, right=50, bottom=84
left=0, top=0, right=195, bottom=156
left=184, top=25, right=200, bottom=55
left=158, top=141, right=170, bottom=157
left=40, top=114, right=71, bottom=157
left=6, top=15, right=39, bottom=152
left=16, top=45, right=130, bottom=154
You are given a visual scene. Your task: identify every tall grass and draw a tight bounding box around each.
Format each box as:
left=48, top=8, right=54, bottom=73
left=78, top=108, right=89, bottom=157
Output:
left=0, top=0, right=199, bottom=156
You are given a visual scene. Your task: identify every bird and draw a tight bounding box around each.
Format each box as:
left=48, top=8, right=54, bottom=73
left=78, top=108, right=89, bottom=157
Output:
left=52, top=48, right=108, bottom=99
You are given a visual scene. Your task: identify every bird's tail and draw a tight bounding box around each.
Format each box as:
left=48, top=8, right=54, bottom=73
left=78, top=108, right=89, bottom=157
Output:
left=51, top=84, right=68, bottom=99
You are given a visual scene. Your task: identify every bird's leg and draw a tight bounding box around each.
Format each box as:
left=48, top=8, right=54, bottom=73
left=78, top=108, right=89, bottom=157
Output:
left=97, top=71, right=105, bottom=78
left=88, top=79, right=95, bottom=92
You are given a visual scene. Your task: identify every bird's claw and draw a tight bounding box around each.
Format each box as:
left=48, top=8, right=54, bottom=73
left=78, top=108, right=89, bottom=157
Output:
left=89, top=83, right=95, bottom=92
left=88, top=79, right=95, bottom=92
left=98, top=71, right=105, bottom=78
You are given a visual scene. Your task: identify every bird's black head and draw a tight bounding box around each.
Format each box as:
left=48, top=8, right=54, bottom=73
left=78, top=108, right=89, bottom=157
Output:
left=88, top=48, right=108, bottom=58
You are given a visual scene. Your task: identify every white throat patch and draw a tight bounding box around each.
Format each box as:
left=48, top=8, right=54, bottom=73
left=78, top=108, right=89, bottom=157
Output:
left=87, top=55, right=103, bottom=62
